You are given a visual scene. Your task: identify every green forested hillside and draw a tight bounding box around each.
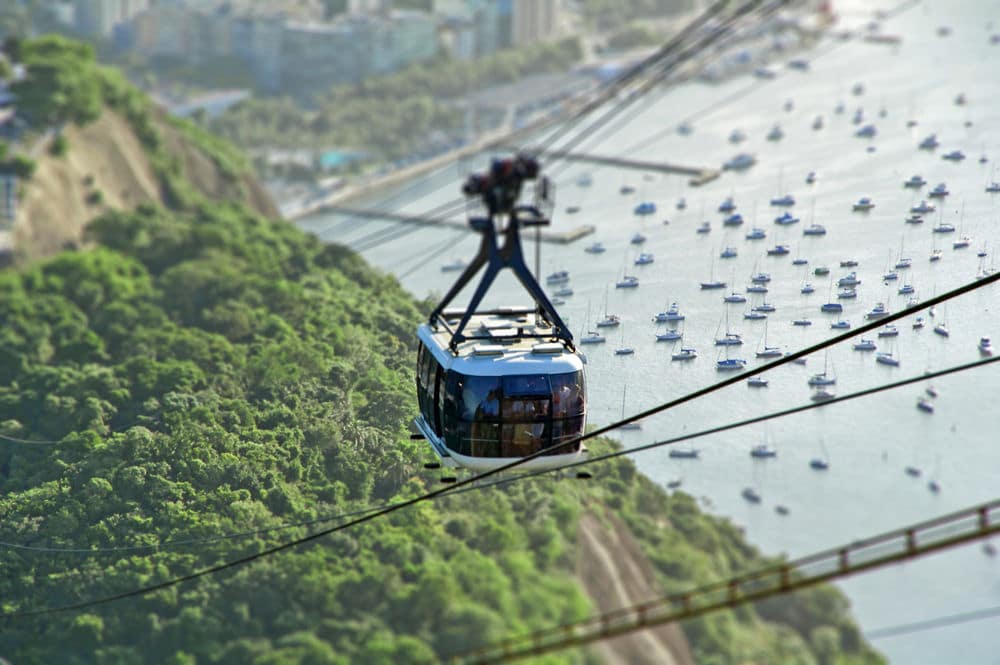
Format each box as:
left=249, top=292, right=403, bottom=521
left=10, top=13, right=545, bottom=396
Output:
left=0, top=35, right=884, bottom=664
left=0, top=202, right=883, bottom=665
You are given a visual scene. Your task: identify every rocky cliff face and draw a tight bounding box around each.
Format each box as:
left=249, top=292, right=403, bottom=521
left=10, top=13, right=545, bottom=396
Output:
left=12, top=107, right=278, bottom=263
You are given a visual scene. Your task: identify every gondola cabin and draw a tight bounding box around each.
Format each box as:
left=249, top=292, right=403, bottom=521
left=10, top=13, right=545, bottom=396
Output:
left=415, top=307, right=587, bottom=472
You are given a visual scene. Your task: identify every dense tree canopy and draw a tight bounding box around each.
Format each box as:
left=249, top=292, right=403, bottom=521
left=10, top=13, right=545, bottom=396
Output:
left=0, top=41, right=885, bottom=663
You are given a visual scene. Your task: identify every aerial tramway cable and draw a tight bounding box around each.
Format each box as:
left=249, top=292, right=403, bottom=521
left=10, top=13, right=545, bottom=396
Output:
left=5, top=269, right=997, bottom=618
left=5, top=354, right=997, bottom=559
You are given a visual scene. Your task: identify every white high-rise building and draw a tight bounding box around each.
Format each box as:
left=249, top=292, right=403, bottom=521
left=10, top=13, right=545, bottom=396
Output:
left=511, top=0, right=560, bottom=46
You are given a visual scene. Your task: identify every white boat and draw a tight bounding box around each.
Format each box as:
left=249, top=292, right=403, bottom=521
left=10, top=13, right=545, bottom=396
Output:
left=987, top=182, right=1000, bottom=193
left=837, top=288, right=857, bottom=299
left=911, top=200, right=935, bottom=214
left=933, top=223, right=956, bottom=233
left=615, top=275, right=639, bottom=289
left=750, top=444, right=777, bottom=458
left=770, top=194, right=795, bottom=207
left=614, top=346, right=635, bottom=356
left=748, top=376, right=769, bottom=387
left=855, top=124, right=877, bottom=138
left=715, top=333, right=743, bottom=346
left=953, top=235, right=971, bottom=249
left=755, top=321, right=782, bottom=358
left=716, top=358, right=747, bottom=371
left=803, top=224, right=826, bottom=236
left=800, top=282, right=815, bottom=294
left=774, top=211, right=799, bottom=225
left=631, top=232, right=647, bottom=245
left=751, top=272, right=771, bottom=283
left=697, top=221, right=711, bottom=234
left=905, top=215, right=924, bottom=224
left=723, top=153, right=756, bottom=171
left=553, top=286, right=574, bottom=297
left=580, top=330, right=606, bottom=344
left=745, top=227, right=766, bottom=240
left=545, top=270, right=570, bottom=285
left=917, top=398, right=934, bottom=413
left=440, top=259, right=468, bottom=272
left=852, top=197, right=875, bottom=211
left=808, top=353, right=836, bottom=386
left=933, top=323, right=949, bottom=337
left=831, top=320, right=851, bottom=329
left=634, top=252, right=655, bottom=265
left=718, top=197, right=736, bottom=213
left=811, top=388, right=836, bottom=402
left=865, top=302, right=891, bottom=320
left=746, top=284, right=768, bottom=294
left=767, top=244, right=791, bottom=256
left=942, top=150, right=965, bottom=161
left=897, top=284, right=914, bottom=295
left=912, top=317, right=925, bottom=329
left=875, top=352, right=899, bottom=366
left=720, top=246, right=738, bottom=258
left=979, top=337, right=993, bottom=355
left=656, top=329, right=683, bottom=342
left=878, top=324, right=899, bottom=337
left=918, top=134, right=939, bottom=150
left=903, top=175, right=926, bottom=188
left=744, top=310, right=767, bottom=320
left=585, top=242, right=606, bottom=254
left=671, top=347, right=697, bottom=361
left=853, top=338, right=877, bottom=351
left=654, top=302, right=685, bottom=322
left=928, top=183, right=949, bottom=198
left=723, top=292, right=747, bottom=303
left=596, top=314, right=621, bottom=328
left=883, top=270, right=898, bottom=281
left=754, top=301, right=776, bottom=313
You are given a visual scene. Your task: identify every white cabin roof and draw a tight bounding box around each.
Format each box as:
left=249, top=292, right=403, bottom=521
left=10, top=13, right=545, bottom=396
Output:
left=418, top=309, right=583, bottom=377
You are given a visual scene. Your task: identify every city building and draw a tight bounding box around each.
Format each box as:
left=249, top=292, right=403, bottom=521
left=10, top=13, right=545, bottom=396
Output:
left=511, top=0, right=560, bottom=46
left=281, top=21, right=368, bottom=93
left=368, top=10, right=438, bottom=74
left=74, top=0, right=149, bottom=39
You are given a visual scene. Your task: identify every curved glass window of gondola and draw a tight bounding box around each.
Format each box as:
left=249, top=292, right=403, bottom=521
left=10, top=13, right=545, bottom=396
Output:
left=440, top=369, right=585, bottom=458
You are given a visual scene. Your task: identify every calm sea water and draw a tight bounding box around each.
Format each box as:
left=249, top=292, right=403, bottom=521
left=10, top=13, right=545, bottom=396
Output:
left=299, top=1, right=1000, bottom=661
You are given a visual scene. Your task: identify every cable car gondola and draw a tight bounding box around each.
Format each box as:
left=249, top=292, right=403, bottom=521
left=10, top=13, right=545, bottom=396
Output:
left=413, top=155, right=588, bottom=473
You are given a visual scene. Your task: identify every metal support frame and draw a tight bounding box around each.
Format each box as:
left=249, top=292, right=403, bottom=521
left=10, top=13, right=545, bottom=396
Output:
left=428, top=157, right=574, bottom=352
